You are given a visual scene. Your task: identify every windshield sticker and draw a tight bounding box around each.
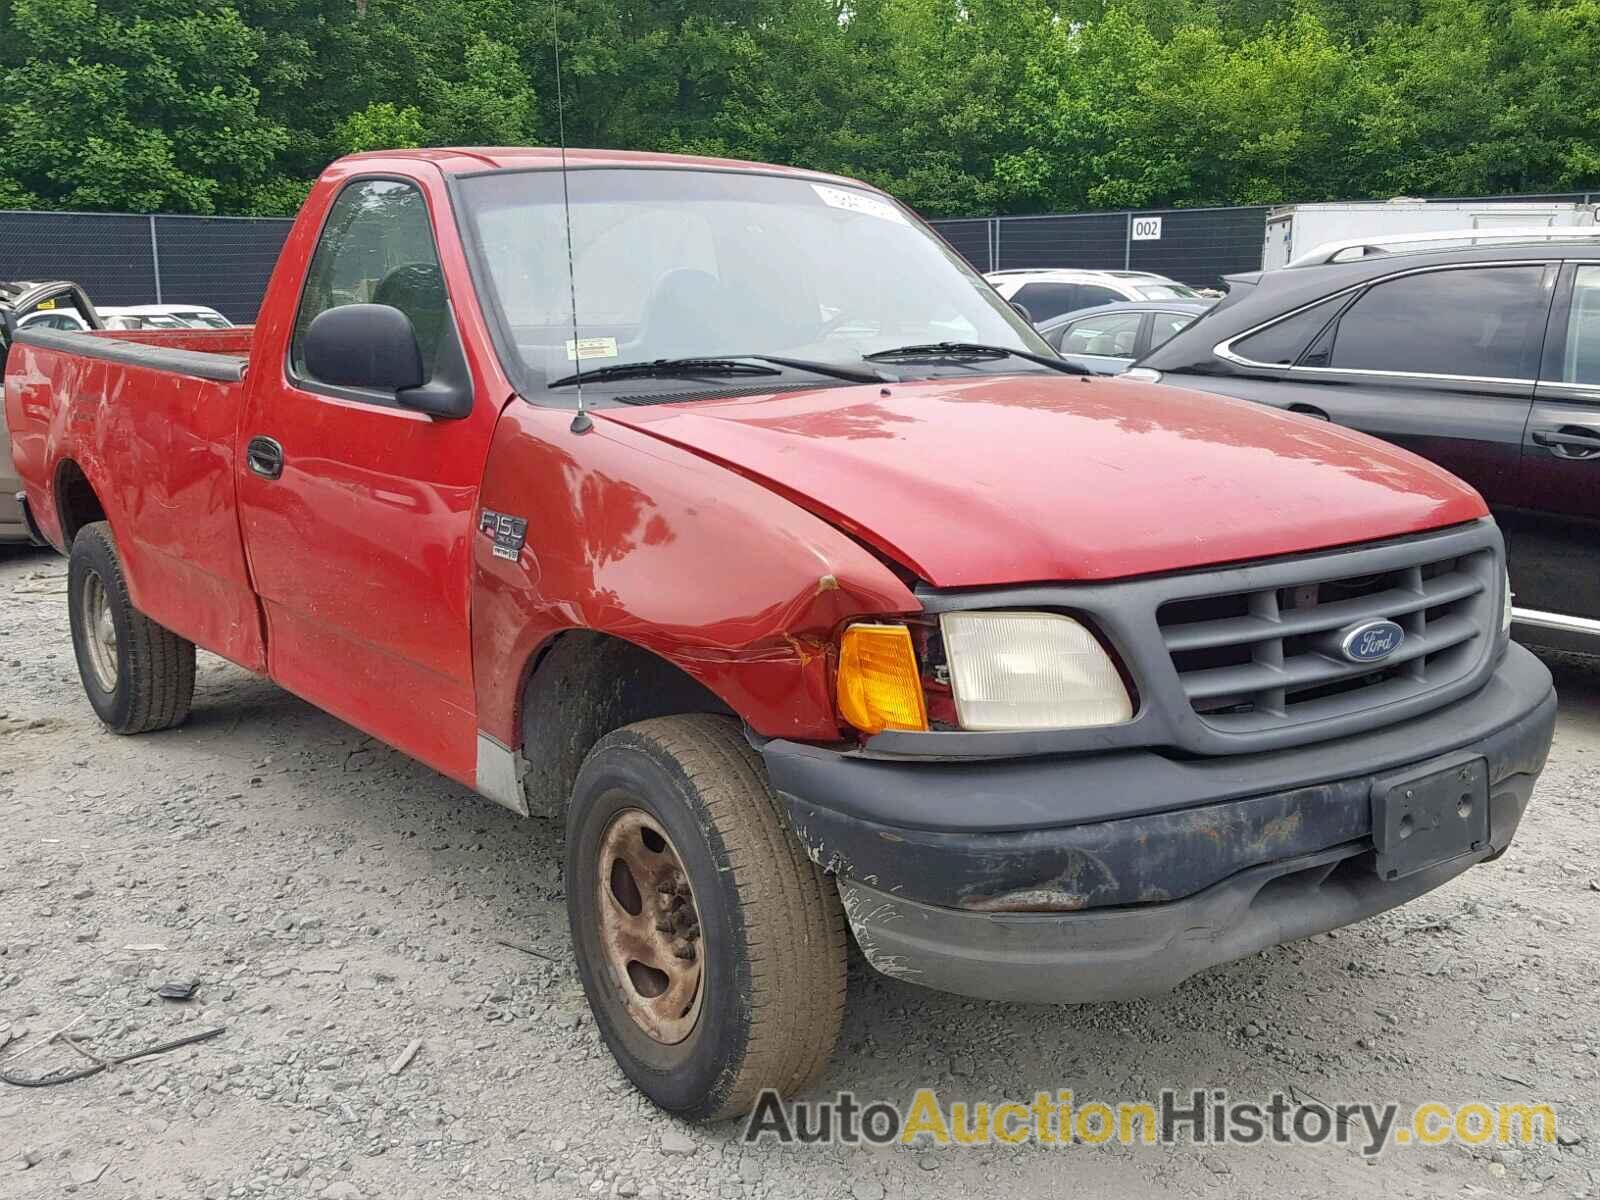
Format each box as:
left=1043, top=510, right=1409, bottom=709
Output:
left=811, top=184, right=908, bottom=226
left=565, top=336, right=619, bottom=362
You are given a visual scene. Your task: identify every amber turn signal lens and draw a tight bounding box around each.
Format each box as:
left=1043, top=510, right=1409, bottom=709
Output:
left=836, top=623, right=929, bottom=735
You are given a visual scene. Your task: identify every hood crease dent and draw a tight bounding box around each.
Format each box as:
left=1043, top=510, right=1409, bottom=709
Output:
left=598, top=375, right=1487, bottom=589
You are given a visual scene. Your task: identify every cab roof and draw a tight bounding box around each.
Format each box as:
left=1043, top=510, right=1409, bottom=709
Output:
left=333, top=146, right=869, bottom=189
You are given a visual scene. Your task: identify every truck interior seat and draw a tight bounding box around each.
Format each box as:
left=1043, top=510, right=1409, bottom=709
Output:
left=374, top=262, right=447, bottom=376
left=639, top=269, right=746, bottom=358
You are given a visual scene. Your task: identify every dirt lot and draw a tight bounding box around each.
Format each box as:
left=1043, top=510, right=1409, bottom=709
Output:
left=1, top=541, right=1597, bottom=1200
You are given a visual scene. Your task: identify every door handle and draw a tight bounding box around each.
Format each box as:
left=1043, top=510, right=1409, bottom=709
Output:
left=246, top=436, right=284, bottom=479
left=1531, top=427, right=1600, bottom=459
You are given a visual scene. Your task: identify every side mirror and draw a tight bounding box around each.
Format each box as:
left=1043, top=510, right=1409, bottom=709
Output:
left=303, top=304, right=425, bottom=393
left=1010, top=300, right=1034, bottom=324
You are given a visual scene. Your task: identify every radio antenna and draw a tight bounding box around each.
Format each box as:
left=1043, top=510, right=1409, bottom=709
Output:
left=553, top=2, right=591, bottom=434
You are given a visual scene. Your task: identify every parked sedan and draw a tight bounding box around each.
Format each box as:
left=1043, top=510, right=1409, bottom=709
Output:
left=1037, top=299, right=1213, bottom=374
left=18, top=307, right=93, bottom=332
left=99, top=304, right=233, bottom=330
left=1131, top=230, right=1600, bottom=650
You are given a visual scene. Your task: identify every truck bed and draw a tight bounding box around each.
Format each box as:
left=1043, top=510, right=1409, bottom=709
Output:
left=6, top=322, right=265, bottom=671
left=93, top=325, right=255, bottom=359
left=16, top=323, right=253, bottom=381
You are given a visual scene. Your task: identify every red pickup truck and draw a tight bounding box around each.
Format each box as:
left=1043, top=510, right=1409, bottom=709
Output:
left=4, top=148, right=1557, bottom=1120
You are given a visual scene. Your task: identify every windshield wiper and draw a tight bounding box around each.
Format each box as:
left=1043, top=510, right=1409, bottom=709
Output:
left=862, top=342, right=1091, bottom=376
left=547, top=357, right=782, bottom=388
left=546, top=354, right=889, bottom=389
left=748, top=355, right=886, bottom=384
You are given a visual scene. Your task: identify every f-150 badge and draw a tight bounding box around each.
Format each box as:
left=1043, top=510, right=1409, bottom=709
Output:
left=479, top=510, right=529, bottom=561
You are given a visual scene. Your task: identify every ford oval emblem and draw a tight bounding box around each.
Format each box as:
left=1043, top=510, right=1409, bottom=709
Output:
left=1339, top=619, right=1405, bottom=664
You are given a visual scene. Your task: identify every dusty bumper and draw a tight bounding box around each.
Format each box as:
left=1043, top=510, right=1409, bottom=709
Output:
left=764, top=644, right=1555, bottom=1003
left=837, top=795, right=1532, bottom=1003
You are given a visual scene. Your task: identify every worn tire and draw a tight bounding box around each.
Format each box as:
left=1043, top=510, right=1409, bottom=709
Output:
left=566, top=714, right=847, bottom=1120
left=67, top=521, right=196, bottom=734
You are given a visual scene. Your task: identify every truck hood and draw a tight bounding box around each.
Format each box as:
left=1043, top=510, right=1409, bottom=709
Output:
left=597, top=375, right=1487, bottom=588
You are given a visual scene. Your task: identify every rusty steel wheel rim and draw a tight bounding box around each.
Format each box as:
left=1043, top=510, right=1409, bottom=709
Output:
left=595, top=807, right=705, bottom=1045
left=81, top=571, right=118, bottom=692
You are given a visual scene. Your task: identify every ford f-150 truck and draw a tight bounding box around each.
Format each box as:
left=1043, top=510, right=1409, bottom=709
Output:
left=3, top=148, right=1557, bottom=1120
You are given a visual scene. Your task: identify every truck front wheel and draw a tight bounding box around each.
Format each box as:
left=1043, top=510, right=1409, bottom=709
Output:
left=67, top=521, right=196, bottom=734
left=566, top=714, right=847, bottom=1120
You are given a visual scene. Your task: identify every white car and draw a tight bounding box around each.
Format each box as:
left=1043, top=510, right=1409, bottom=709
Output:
left=16, top=306, right=93, bottom=332
left=985, top=269, right=1205, bottom=324
left=98, top=304, right=233, bottom=330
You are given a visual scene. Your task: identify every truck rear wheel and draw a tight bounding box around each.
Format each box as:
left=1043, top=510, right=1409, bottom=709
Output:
left=566, top=714, right=847, bottom=1120
left=67, top=521, right=196, bottom=734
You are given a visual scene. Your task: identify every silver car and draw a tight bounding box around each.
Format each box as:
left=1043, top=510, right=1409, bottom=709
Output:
left=1035, top=298, right=1214, bottom=375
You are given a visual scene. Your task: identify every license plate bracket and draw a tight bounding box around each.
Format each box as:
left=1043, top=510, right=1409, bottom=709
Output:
left=1370, top=753, right=1490, bottom=881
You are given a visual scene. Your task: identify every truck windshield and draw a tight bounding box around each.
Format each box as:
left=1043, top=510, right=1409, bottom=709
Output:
left=455, top=168, right=1052, bottom=400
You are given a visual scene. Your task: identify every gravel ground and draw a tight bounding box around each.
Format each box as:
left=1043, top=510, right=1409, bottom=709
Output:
left=2, top=540, right=1597, bottom=1200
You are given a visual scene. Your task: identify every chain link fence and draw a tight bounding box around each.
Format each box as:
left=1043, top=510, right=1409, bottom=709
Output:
left=931, top=205, right=1270, bottom=282
left=932, top=192, right=1599, bottom=286
left=5, top=191, right=1598, bottom=325
left=0, top=210, right=291, bottom=324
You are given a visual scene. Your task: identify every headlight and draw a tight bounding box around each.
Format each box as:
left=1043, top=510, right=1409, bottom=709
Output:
left=1502, top=567, right=1514, bottom=639
left=940, top=611, right=1133, bottom=731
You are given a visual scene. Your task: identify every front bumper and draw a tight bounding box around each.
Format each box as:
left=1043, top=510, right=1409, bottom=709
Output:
left=761, top=643, right=1556, bottom=1003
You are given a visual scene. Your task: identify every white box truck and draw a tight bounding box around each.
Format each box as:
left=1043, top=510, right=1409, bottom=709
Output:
left=1262, top=198, right=1598, bottom=270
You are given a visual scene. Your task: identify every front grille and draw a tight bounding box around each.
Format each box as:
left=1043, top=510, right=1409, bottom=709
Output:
left=1157, top=542, right=1496, bottom=736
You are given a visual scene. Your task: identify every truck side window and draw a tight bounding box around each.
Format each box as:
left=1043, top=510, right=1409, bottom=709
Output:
left=1559, top=266, right=1600, bottom=385
left=291, top=179, right=448, bottom=384
left=1328, top=266, right=1547, bottom=380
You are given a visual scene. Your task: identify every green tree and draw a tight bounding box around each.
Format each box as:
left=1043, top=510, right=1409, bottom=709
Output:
left=424, top=35, right=537, bottom=146
left=0, top=0, right=287, bottom=213
left=333, top=101, right=425, bottom=155
left=4, top=0, right=1600, bottom=218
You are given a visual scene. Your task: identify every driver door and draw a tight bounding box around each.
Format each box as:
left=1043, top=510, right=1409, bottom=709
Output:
left=234, top=172, right=503, bottom=786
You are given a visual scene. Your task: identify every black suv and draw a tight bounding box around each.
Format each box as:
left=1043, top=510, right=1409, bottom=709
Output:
left=1134, top=233, right=1600, bottom=650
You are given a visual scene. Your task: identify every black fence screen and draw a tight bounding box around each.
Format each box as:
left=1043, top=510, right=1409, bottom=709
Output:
left=949, top=206, right=1269, bottom=286
left=152, top=216, right=292, bottom=324
left=930, top=218, right=992, bottom=273
left=0, top=211, right=290, bottom=324
left=4, top=190, right=1597, bottom=326
left=994, top=212, right=1129, bottom=272
left=0, top=211, right=160, bottom=308
left=1126, top=206, right=1270, bottom=286
left=935, top=191, right=1600, bottom=288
